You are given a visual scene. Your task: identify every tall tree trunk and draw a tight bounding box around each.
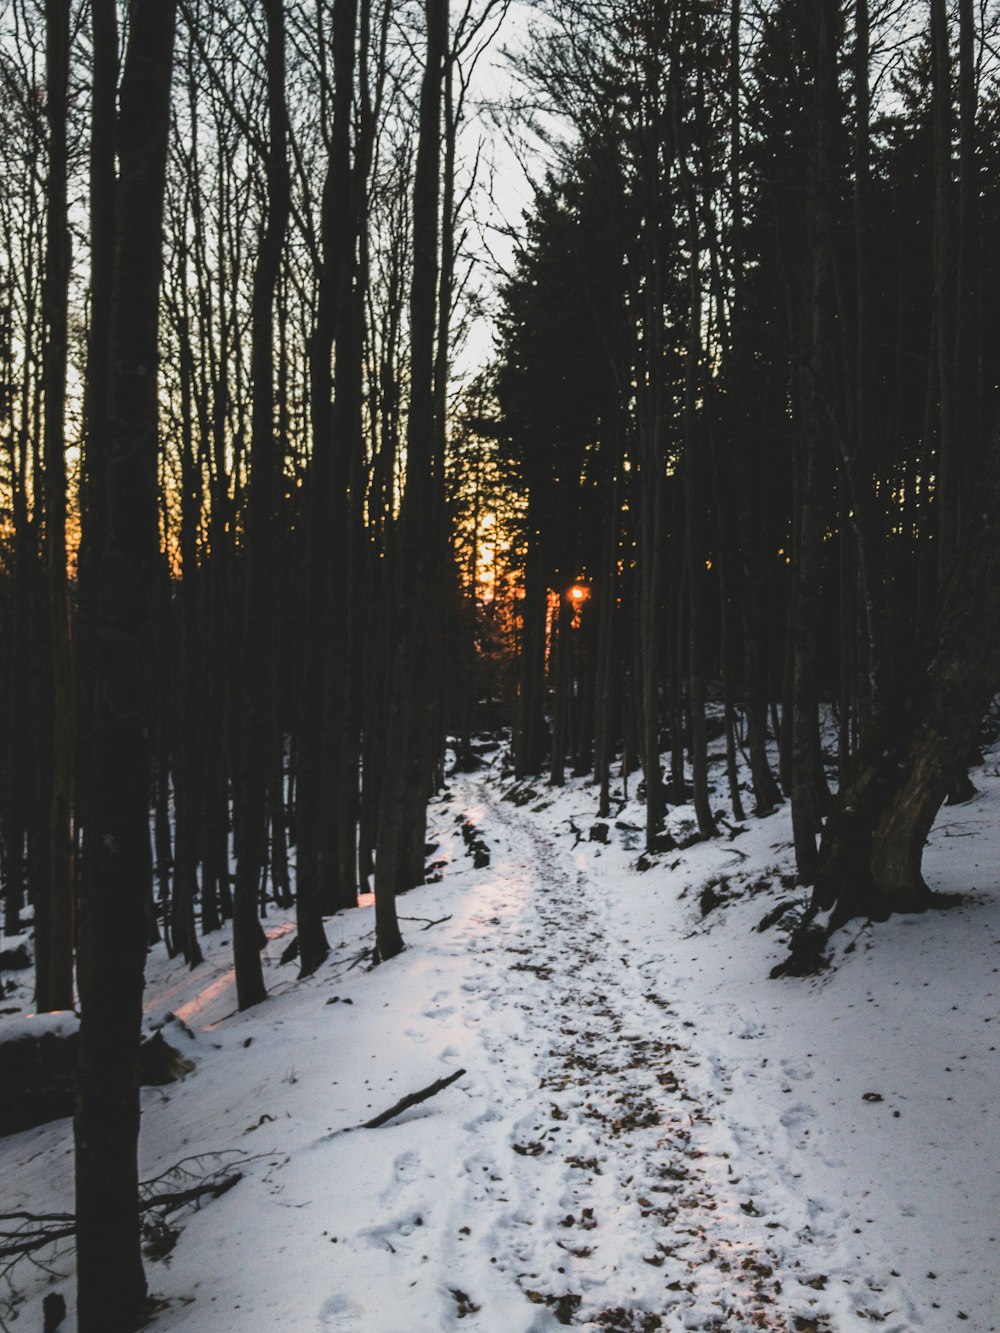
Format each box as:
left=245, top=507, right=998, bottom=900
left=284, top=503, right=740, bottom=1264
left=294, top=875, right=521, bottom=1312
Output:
left=593, top=448, right=621, bottom=816
left=954, top=0, right=978, bottom=540
left=75, top=4, right=177, bottom=1329
left=836, top=0, right=889, bottom=724
left=328, top=0, right=384, bottom=918
left=297, top=0, right=361, bottom=976
left=233, top=0, right=291, bottom=1010
left=682, top=202, right=714, bottom=841
left=931, top=0, right=957, bottom=574
left=375, top=0, right=448, bottom=960
left=170, top=209, right=204, bottom=967
left=636, top=364, right=666, bottom=844
left=727, top=0, right=781, bottom=815
left=790, top=0, right=837, bottom=884
left=39, top=0, right=74, bottom=1012
left=75, top=0, right=118, bottom=963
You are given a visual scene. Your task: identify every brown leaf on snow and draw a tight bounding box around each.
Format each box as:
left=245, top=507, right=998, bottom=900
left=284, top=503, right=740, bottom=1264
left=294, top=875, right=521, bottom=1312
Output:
left=450, top=1288, right=481, bottom=1318
left=513, top=1140, right=545, bottom=1156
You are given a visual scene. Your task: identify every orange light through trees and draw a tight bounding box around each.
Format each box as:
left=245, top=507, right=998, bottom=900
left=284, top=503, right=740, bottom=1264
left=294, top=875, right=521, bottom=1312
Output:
left=567, top=582, right=590, bottom=629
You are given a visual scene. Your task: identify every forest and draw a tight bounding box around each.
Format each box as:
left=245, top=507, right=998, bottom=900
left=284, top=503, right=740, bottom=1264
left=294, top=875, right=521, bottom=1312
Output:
left=2, top=0, right=1000, bottom=1329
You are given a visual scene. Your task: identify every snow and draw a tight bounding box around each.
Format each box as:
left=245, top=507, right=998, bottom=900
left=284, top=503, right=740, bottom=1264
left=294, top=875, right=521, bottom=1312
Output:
left=0, top=1011, right=79, bottom=1046
left=2, top=738, right=999, bottom=1331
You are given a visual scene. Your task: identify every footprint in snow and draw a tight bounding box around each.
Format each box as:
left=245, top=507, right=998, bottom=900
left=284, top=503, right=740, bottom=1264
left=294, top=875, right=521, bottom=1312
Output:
left=318, top=1293, right=364, bottom=1327
left=393, top=1149, right=420, bottom=1184
left=779, top=1100, right=816, bottom=1136
left=779, top=1055, right=815, bottom=1081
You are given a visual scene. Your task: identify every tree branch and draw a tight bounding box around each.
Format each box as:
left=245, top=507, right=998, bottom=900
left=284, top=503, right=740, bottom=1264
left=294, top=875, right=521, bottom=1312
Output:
left=359, top=1068, right=466, bottom=1129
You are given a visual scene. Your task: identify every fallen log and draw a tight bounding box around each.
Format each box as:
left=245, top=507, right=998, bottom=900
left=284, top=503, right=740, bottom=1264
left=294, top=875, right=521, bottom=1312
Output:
left=359, top=1068, right=466, bottom=1129
left=0, top=1015, right=194, bottom=1136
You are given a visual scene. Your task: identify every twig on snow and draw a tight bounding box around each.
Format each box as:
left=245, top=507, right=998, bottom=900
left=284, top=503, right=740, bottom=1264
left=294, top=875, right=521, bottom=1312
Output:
left=398, top=914, right=453, bottom=931
left=0, top=1155, right=246, bottom=1263
left=358, top=1068, right=466, bottom=1129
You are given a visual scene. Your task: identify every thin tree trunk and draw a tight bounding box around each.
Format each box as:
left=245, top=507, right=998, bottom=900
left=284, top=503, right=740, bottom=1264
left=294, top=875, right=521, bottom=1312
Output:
left=550, top=593, right=570, bottom=787
left=297, top=0, right=360, bottom=974
left=39, top=0, right=74, bottom=1012
left=170, top=213, right=204, bottom=966
left=233, top=0, right=291, bottom=1010
left=514, top=518, right=548, bottom=777
left=790, top=0, right=837, bottom=885
left=682, top=203, right=714, bottom=840
left=594, top=449, right=620, bottom=816
left=931, top=0, right=957, bottom=574
left=375, top=0, right=448, bottom=959
left=954, top=0, right=978, bottom=547
left=727, top=0, right=781, bottom=814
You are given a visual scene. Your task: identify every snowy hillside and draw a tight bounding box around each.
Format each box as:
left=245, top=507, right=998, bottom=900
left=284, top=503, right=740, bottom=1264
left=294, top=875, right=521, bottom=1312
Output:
left=2, top=741, right=999, bottom=1332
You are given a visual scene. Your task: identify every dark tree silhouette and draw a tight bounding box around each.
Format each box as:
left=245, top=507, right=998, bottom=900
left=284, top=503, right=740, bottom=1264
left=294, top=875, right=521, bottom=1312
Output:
left=74, top=3, right=177, bottom=1327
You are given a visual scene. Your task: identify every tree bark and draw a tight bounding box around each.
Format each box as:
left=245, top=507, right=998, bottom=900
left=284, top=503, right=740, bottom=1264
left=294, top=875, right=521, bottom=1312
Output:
left=39, top=0, right=75, bottom=1013
left=233, top=0, right=291, bottom=1011
left=931, top=0, right=957, bottom=574
left=514, top=514, right=548, bottom=777
left=790, top=0, right=838, bottom=884
left=297, top=0, right=361, bottom=975
left=375, top=0, right=449, bottom=959
left=75, top=5, right=176, bottom=1327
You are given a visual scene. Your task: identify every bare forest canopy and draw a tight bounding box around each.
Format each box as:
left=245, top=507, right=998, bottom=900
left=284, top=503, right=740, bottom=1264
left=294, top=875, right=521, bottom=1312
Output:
left=3, top=0, right=1000, bottom=1329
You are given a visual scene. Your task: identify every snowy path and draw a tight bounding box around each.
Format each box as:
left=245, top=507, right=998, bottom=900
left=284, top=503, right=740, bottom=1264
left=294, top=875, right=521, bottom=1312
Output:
left=300, top=778, right=821, bottom=1333
left=421, top=782, right=792, bottom=1331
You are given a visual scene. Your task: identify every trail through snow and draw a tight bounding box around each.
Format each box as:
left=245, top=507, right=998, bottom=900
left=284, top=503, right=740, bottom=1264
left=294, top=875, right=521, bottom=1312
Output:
left=434, top=782, right=793, bottom=1330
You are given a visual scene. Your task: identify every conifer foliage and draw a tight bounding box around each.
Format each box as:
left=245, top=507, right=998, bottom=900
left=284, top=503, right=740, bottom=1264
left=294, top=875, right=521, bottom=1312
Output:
left=493, top=0, right=1000, bottom=911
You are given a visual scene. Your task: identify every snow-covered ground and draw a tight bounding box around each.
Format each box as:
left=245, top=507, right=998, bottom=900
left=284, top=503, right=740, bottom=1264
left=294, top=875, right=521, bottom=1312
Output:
left=2, top=737, right=999, bottom=1331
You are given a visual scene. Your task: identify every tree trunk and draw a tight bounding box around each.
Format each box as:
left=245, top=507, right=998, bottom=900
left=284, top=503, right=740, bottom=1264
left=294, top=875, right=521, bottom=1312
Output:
left=549, top=593, right=571, bottom=787
left=791, top=0, right=838, bottom=885
left=815, top=424, right=1000, bottom=924
left=514, top=515, right=548, bottom=777
left=233, top=0, right=291, bottom=1010
left=39, top=0, right=75, bottom=1013
left=931, top=0, right=957, bottom=574
left=75, top=4, right=177, bottom=1329
left=682, top=203, right=715, bottom=841
left=375, top=0, right=448, bottom=959
left=297, top=0, right=361, bottom=975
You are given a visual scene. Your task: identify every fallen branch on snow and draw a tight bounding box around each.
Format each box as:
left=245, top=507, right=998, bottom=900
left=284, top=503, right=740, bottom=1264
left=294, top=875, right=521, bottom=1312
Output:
left=358, top=1068, right=466, bottom=1129
left=398, top=914, right=453, bottom=931
left=0, top=1216, right=74, bottom=1262
left=0, top=1156, right=245, bottom=1262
